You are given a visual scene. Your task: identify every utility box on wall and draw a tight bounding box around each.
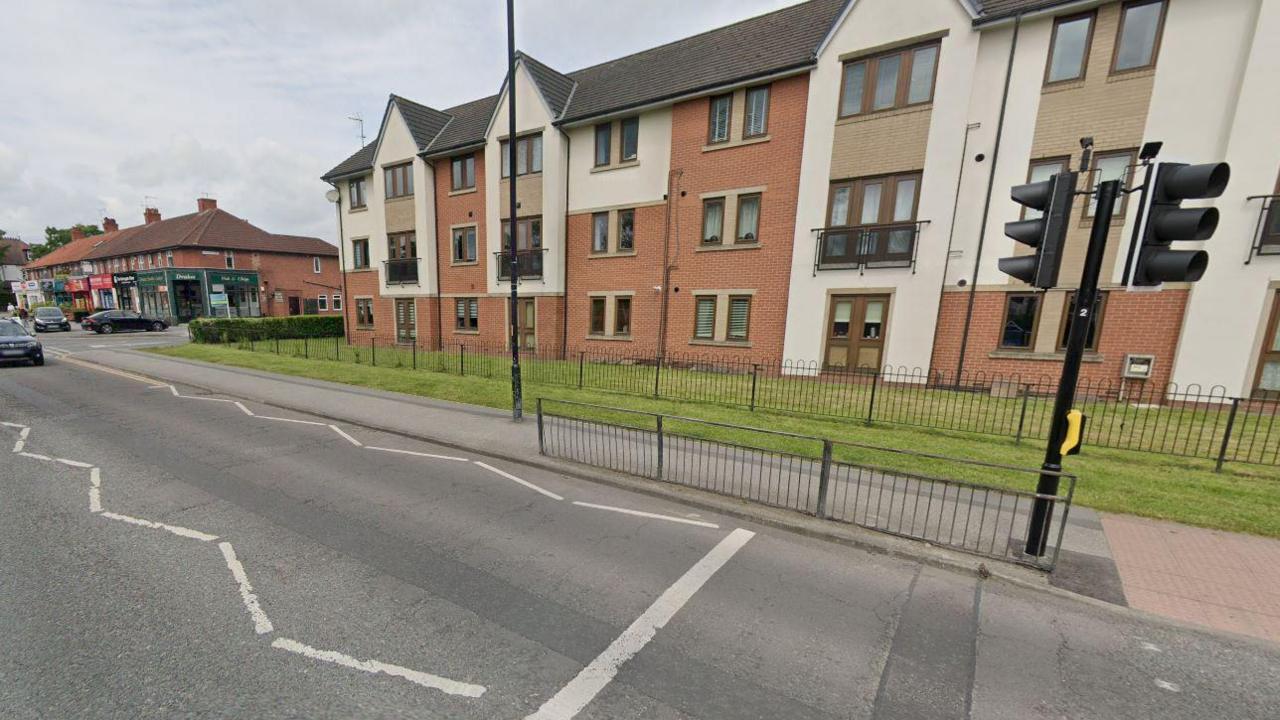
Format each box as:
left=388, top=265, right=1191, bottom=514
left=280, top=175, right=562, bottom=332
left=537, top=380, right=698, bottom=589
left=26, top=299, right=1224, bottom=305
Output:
left=1122, top=354, right=1155, bottom=380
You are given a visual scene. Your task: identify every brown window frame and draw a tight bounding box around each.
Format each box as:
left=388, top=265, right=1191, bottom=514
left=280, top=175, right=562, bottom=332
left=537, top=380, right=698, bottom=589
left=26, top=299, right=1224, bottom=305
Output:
left=594, top=123, right=611, bottom=167
left=838, top=40, right=941, bottom=119
left=1110, top=0, right=1167, bottom=76
left=702, top=198, right=726, bottom=245
left=1057, top=290, right=1108, bottom=352
left=454, top=297, right=479, bottom=331
left=1084, top=149, right=1137, bottom=218
left=736, top=193, right=762, bottom=243
left=394, top=298, right=417, bottom=342
left=355, top=298, right=375, bottom=329
left=617, top=209, right=635, bottom=251
left=999, top=293, right=1042, bottom=350
left=1253, top=291, right=1280, bottom=398
left=827, top=171, right=922, bottom=228
left=726, top=295, right=752, bottom=342
left=451, top=226, right=477, bottom=263
left=387, top=231, right=417, bottom=260
left=693, top=296, right=717, bottom=339
left=707, top=93, right=732, bottom=144
left=1044, top=11, right=1096, bottom=85
left=348, top=177, right=367, bottom=208
left=384, top=162, right=414, bottom=199
left=620, top=117, right=640, bottom=161
left=1022, top=157, right=1071, bottom=219
left=591, top=212, right=609, bottom=254
left=614, top=297, right=632, bottom=337
left=589, top=297, right=607, bottom=335
left=743, top=85, right=770, bottom=138
left=500, top=134, right=543, bottom=178
left=450, top=154, right=475, bottom=191
left=351, top=238, right=370, bottom=269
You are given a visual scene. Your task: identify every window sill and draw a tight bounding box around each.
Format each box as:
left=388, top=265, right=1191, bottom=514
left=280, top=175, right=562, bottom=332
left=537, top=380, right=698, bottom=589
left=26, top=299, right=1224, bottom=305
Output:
left=587, top=251, right=637, bottom=259
left=1107, top=67, right=1156, bottom=83
left=586, top=334, right=633, bottom=342
left=385, top=194, right=414, bottom=204
left=590, top=160, right=641, bottom=174
left=701, top=135, right=771, bottom=153
left=689, top=339, right=752, bottom=348
left=348, top=206, right=368, bottom=214
left=835, top=103, right=932, bottom=126
left=448, top=187, right=478, bottom=197
left=988, top=349, right=1103, bottom=363
left=356, top=325, right=375, bottom=331
left=450, top=260, right=479, bottom=267
left=453, top=329, right=480, bottom=335
left=348, top=267, right=376, bottom=273
left=1041, top=78, right=1086, bottom=95
left=695, top=242, right=760, bottom=253
left=499, top=172, right=542, bottom=182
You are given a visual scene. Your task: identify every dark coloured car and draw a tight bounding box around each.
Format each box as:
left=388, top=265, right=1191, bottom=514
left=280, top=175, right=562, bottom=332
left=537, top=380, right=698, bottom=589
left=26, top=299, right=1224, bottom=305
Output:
left=81, top=310, right=169, bottom=334
left=32, top=306, right=71, bottom=332
left=0, top=321, right=43, bottom=366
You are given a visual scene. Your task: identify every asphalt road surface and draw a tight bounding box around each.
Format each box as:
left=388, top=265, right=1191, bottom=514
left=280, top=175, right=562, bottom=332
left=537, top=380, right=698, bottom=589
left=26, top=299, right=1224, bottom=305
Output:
left=31, top=321, right=188, bottom=357
left=1, top=354, right=1276, bottom=719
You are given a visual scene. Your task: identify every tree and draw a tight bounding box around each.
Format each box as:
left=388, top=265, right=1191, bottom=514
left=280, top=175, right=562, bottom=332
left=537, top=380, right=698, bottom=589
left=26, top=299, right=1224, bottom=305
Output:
left=27, top=224, right=102, bottom=261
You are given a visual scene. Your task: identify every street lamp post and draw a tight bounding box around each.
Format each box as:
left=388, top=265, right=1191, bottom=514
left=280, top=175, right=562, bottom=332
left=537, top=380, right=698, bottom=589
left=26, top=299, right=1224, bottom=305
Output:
left=505, top=0, right=523, bottom=421
left=325, top=187, right=351, bottom=344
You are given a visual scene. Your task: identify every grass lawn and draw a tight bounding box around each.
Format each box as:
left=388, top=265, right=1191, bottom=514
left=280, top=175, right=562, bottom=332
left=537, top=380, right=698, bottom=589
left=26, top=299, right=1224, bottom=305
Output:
left=148, top=342, right=1280, bottom=538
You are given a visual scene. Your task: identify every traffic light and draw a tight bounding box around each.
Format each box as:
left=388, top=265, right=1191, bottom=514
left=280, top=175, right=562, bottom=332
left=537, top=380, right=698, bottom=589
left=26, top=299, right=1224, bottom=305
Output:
left=1131, top=162, right=1230, bottom=286
left=998, top=172, right=1077, bottom=289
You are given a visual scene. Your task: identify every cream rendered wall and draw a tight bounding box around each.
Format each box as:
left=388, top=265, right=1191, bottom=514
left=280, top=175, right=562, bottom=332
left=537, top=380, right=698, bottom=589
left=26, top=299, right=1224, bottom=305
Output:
left=1162, top=0, right=1276, bottom=393
left=566, top=107, right=672, bottom=212
left=782, top=0, right=981, bottom=369
left=372, top=105, right=438, bottom=296
left=485, top=62, right=567, bottom=295
left=338, top=173, right=375, bottom=272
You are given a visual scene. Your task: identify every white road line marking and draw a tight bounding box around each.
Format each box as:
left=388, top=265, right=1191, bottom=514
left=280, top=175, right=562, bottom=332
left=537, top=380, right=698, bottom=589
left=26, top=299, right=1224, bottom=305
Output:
left=526, top=528, right=755, bottom=720
left=99, top=511, right=220, bottom=543
left=1141, top=641, right=1162, bottom=652
left=1155, top=679, right=1181, bottom=692
left=60, top=357, right=162, bottom=385
left=89, top=487, right=102, bottom=513
left=168, top=385, right=180, bottom=396
left=329, top=425, right=363, bottom=446
left=146, top=384, right=170, bottom=390
left=473, top=461, right=564, bottom=501
left=19, top=427, right=30, bottom=438
left=365, top=446, right=470, bottom=462
left=12, top=440, right=23, bottom=453
left=271, top=637, right=486, bottom=697
left=254, top=415, right=327, bottom=427
left=90, top=467, right=101, bottom=488
left=1, top=421, right=29, bottom=428
left=219, top=542, right=274, bottom=635
left=56, top=457, right=94, bottom=468
left=571, top=502, right=721, bottom=529
left=18, top=452, right=52, bottom=461
left=233, top=401, right=254, bottom=416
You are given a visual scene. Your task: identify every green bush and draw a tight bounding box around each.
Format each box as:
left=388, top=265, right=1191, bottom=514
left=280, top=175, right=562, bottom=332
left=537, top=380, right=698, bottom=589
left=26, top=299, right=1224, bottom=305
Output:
left=189, top=315, right=344, bottom=343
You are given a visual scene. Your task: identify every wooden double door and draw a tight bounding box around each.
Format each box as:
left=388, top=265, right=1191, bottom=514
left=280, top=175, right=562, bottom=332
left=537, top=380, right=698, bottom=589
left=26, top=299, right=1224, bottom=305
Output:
left=823, top=294, right=889, bottom=371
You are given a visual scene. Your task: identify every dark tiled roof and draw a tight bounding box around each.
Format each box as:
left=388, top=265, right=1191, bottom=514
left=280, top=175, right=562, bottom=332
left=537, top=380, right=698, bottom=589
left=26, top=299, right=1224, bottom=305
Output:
left=974, top=0, right=1077, bottom=23
left=322, top=142, right=376, bottom=181
left=518, top=52, right=576, bottom=118
left=24, top=233, right=114, bottom=270
left=390, top=95, right=452, bottom=149
left=68, top=209, right=335, bottom=261
left=425, top=95, right=500, bottom=156
left=1, top=237, right=29, bottom=264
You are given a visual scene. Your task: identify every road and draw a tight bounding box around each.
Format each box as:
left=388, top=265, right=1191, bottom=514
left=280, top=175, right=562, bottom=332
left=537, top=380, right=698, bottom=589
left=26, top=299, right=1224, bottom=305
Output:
left=1, top=353, right=1276, bottom=719
left=31, top=322, right=189, bottom=358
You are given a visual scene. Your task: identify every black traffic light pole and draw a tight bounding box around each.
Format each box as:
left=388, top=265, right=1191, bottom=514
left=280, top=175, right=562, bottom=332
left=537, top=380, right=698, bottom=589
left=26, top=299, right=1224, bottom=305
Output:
left=1025, top=178, right=1120, bottom=556
left=505, top=0, right=523, bottom=422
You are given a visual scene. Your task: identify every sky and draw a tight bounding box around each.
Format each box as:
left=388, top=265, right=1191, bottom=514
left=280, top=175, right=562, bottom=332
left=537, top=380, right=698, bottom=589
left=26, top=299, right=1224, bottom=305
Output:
left=0, top=0, right=796, bottom=249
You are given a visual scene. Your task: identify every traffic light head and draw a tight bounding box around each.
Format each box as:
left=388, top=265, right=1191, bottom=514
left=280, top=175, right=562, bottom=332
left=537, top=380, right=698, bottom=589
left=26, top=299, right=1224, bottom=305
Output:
left=1132, top=162, right=1230, bottom=286
left=999, top=172, right=1076, bottom=289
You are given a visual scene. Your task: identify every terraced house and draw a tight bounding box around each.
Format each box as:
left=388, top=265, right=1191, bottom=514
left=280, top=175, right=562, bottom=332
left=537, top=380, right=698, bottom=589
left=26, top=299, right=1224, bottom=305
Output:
left=324, top=0, right=1280, bottom=398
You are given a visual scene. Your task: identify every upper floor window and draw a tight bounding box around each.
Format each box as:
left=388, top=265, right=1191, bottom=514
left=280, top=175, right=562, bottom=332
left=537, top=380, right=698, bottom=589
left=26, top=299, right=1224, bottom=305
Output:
left=592, top=212, right=608, bottom=253
left=352, top=238, right=370, bottom=269
left=708, top=94, right=732, bottom=144
left=313, top=257, right=322, bottom=274
left=451, top=154, right=475, bottom=191
left=839, top=41, right=939, bottom=118
left=1113, top=0, right=1166, bottom=73
left=702, top=198, right=725, bottom=244
left=1046, top=12, right=1094, bottom=84
left=744, top=86, right=770, bottom=138
left=1086, top=150, right=1135, bottom=217
left=736, top=194, right=761, bottom=243
left=387, top=231, right=417, bottom=259
left=594, top=123, right=611, bottom=166
left=384, top=162, right=413, bottom=199
left=620, top=117, right=639, bottom=161
left=1024, top=158, right=1069, bottom=219
left=501, top=134, right=542, bottom=178
left=618, top=209, right=635, bottom=251
left=828, top=172, right=920, bottom=228
left=348, top=177, right=367, bottom=208
left=225, top=251, right=235, bottom=269
left=452, top=226, right=477, bottom=263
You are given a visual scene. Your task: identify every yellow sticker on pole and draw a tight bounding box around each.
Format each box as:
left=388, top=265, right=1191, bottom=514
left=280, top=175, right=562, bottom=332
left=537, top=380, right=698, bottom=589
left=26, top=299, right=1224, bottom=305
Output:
left=1060, top=409, right=1084, bottom=456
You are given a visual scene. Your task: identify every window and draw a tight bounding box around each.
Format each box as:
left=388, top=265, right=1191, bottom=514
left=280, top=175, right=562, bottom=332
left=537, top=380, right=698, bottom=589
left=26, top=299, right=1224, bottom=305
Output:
left=1058, top=291, right=1107, bottom=351
left=313, top=257, right=322, bottom=274
left=1000, top=294, right=1040, bottom=349
left=589, top=298, right=606, bottom=335
left=348, top=178, right=367, bottom=208
left=331, top=293, right=342, bottom=312
left=384, top=162, right=413, bottom=198
left=736, top=194, right=761, bottom=243
left=452, top=226, right=477, bottom=263
left=839, top=41, right=940, bottom=117
left=317, top=295, right=328, bottom=312
left=394, top=298, right=416, bottom=342
left=355, top=298, right=374, bottom=328
left=614, top=297, right=632, bottom=336
left=620, top=117, right=639, bottom=161
left=694, top=297, right=716, bottom=339
left=1046, top=12, right=1094, bottom=83
left=744, top=86, right=769, bottom=138
left=166, top=251, right=174, bottom=267
left=727, top=296, right=751, bottom=341
left=594, top=123, right=611, bottom=166
left=387, top=232, right=417, bottom=259
left=1024, top=158, right=1069, bottom=219
left=1263, top=172, right=1280, bottom=251
left=352, top=238, right=370, bottom=269
left=591, top=213, right=609, bottom=253
left=451, top=154, right=475, bottom=191
left=1087, top=151, right=1135, bottom=216
left=708, top=94, right=732, bottom=143
left=702, top=198, right=725, bottom=244
left=224, top=251, right=235, bottom=269
left=455, top=298, right=479, bottom=331
left=618, top=209, right=635, bottom=251
left=827, top=172, right=920, bottom=227
left=1113, top=0, right=1165, bottom=73
left=501, top=134, right=543, bottom=178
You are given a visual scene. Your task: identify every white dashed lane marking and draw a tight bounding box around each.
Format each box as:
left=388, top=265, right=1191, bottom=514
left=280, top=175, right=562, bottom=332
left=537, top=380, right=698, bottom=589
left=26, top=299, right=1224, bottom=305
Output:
left=473, top=461, right=564, bottom=501
left=272, top=638, right=487, bottom=698
left=571, top=501, right=720, bottom=529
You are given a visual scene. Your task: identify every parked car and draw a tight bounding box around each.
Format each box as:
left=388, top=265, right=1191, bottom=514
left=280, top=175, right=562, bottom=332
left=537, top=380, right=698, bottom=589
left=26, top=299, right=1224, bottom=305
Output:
left=81, top=310, right=168, bottom=334
left=32, top=306, right=71, bottom=332
left=0, top=321, right=43, bottom=366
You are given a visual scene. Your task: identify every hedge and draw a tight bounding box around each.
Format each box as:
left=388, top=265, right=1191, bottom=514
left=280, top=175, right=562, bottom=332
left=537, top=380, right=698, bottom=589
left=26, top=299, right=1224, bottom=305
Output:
left=189, top=315, right=344, bottom=343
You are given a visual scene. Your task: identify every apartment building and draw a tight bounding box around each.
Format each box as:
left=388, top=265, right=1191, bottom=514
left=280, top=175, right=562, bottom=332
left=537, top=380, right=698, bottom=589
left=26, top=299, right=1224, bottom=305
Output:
left=23, top=199, right=340, bottom=322
left=325, top=0, right=1280, bottom=397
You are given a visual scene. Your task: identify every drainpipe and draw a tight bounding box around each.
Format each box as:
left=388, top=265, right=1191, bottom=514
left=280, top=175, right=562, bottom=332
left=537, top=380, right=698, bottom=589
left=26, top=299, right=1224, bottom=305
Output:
left=560, top=126, right=571, bottom=359
left=931, top=122, right=981, bottom=370
left=328, top=181, right=353, bottom=344
left=955, top=13, right=1022, bottom=380
left=657, top=169, right=683, bottom=359
left=427, top=159, right=444, bottom=351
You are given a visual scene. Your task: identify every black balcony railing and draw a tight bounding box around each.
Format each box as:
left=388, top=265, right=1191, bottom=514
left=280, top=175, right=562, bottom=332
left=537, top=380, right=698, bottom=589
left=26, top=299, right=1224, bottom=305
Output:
left=495, top=248, right=545, bottom=280
left=814, top=221, right=927, bottom=274
left=1246, top=194, right=1280, bottom=263
left=384, top=257, right=420, bottom=285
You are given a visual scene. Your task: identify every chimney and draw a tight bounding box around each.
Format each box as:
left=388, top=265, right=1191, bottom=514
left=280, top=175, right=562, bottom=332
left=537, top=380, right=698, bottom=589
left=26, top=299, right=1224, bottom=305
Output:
left=103, top=217, right=119, bottom=233
left=70, top=227, right=86, bottom=240
left=197, top=197, right=217, bottom=212
left=144, top=207, right=162, bottom=225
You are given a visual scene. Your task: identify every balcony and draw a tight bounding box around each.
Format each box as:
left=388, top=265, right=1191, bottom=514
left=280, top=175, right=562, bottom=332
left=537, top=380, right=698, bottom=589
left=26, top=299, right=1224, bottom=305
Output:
left=384, top=257, right=420, bottom=285
left=1245, top=194, right=1280, bottom=263
left=813, top=221, right=928, bottom=275
left=494, top=249, right=545, bottom=280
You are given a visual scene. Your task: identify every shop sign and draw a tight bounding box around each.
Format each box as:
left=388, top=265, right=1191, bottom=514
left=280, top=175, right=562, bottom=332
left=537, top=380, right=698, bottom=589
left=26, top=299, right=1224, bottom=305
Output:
left=89, top=274, right=114, bottom=290
left=24, top=280, right=40, bottom=291
left=112, top=272, right=138, bottom=287
left=208, top=271, right=256, bottom=286
left=40, top=279, right=65, bottom=292
left=64, top=277, right=89, bottom=293
left=137, top=272, right=168, bottom=287
left=172, top=271, right=200, bottom=282
left=9, top=281, right=21, bottom=294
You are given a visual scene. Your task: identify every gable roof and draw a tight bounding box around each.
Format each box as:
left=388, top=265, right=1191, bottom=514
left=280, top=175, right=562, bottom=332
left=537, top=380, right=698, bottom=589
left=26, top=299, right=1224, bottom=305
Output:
left=389, top=94, right=452, bottom=149
left=426, top=95, right=500, bottom=157
left=322, top=142, right=377, bottom=182
left=973, top=0, right=1079, bottom=24
left=79, top=208, right=337, bottom=260
left=518, top=52, right=576, bottom=118
left=23, top=232, right=116, bottom=271
left=0, top=237, right=29, bottom=265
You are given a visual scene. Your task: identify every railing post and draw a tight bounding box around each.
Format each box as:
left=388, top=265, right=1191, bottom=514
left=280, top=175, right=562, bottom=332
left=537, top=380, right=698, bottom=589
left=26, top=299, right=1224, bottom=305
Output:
left=304, top=336, right=309, bottom=359
left=250, top=336, right=255, bottom=353
left=459, top=343, right=466, bottom=376
left=1215, top=397, right=1241, bottom=472
left=274, top=337, right=279, bottom=355
left=1015, top=385, right=1031, bottom=444
left=653, top=356, right=662, bottom=399
left=335, top=335, right=339, bottom=360
left=536, top=398, right=545, bottom=455
left=371, top=336, right=376, bottom=366
left=412, top=340, right=417, bottom=370
left=816, top=440, right=832, bottom=518
left=750, top=364, right=759, bottom=411
left=578, top=351, right=585, bottom=388
left=655, top=414, right=664, bottom=481
left=866, top=369, right=880, bottom=425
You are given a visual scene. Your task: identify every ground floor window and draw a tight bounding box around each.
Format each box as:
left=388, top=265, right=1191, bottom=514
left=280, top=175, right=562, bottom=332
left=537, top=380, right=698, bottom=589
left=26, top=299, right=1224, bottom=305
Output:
left=1000, top=293, right=1040, bottom=350
left=355, top=298, right=374, bottom=328
left=226, top=288, right=260, bottom=318
left=332, top=293, right=342, bottom=311
left=823, top=294, right=888, bottom=370
left=692, top=294, right=752, bottom=344
left=455, top=298, right=478, bottom=331
left=140, top=286, right=172, bottom=321
left=1058, top=290, right=1106, bottom=351
left=1255, top=291, right=1280, bottom=397
left=394, top=298, right=416, bottom=342
left=317, top=295, right=328, bottom=312
left=587, top=295, right=632, bottom=338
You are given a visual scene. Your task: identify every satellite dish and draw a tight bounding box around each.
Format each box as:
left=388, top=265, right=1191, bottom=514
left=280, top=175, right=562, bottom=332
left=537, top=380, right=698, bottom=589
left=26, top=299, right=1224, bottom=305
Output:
left=324, top=189, right=340, bottom=203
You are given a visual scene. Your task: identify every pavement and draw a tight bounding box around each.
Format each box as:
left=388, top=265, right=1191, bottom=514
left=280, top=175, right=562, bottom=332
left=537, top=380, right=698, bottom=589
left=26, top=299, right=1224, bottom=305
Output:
left=0, top=348, right=1276, bottom=718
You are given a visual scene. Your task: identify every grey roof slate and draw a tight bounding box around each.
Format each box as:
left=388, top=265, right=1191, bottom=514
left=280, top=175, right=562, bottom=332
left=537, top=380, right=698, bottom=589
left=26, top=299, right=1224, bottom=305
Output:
left=390, top=95, right=452, bottom=149
left=518, top=52, right=576, bottom=118
left=322, top=142, right=376, bottom=181
left=426, top=95, right=500, bottom=156
left=973, top=0, right=1078, bottom=23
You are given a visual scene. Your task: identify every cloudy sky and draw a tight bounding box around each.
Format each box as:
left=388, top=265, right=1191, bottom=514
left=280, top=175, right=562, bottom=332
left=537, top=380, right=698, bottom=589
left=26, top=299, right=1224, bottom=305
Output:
left=0, top=0, right=795, bottom=249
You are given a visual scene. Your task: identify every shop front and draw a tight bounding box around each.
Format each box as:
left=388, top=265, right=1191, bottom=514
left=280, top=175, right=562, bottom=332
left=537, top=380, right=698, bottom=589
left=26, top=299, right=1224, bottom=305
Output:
left=137, top=270, right=175, bottom=323
left=112, top=272, right=138, bottom=310
left=135, top=268, right=262, bottom=324
left=206, top=271, right=261, bottom=318
left=89, top=274, right=115, bottom=310
left=63, top=277, right=93, bottom=312
left=39, top=278, right=68, bottom=307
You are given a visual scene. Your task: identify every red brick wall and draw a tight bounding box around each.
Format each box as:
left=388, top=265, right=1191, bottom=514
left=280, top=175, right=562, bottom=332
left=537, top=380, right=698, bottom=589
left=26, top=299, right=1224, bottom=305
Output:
left=930, top=288, right=1189, bottom=390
